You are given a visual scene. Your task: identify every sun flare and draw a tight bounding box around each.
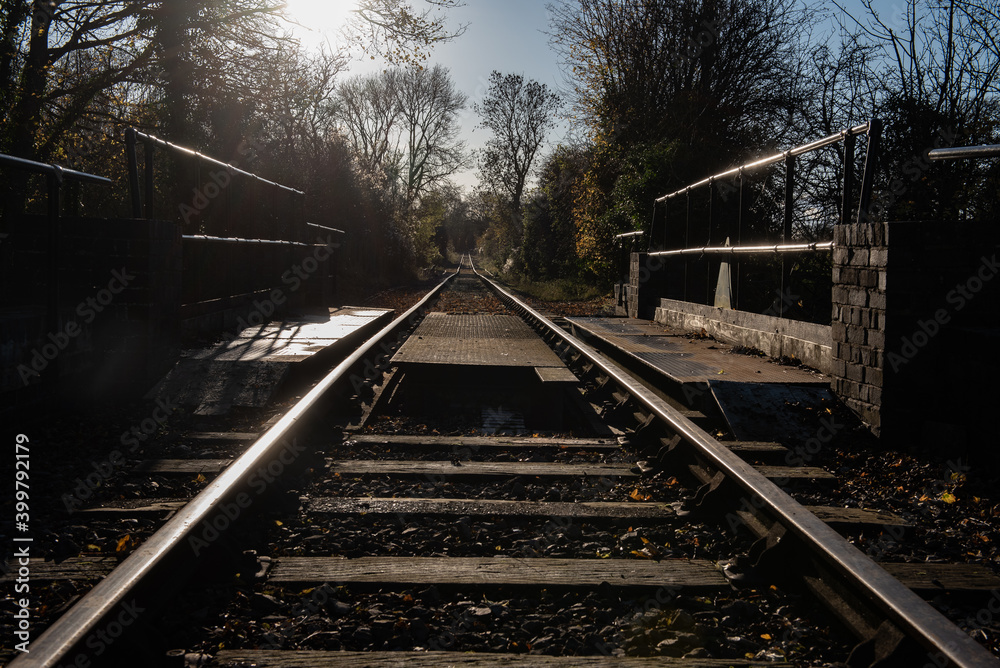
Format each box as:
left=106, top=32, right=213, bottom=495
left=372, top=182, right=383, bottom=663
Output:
left=282, top=0, right=357, bottom=49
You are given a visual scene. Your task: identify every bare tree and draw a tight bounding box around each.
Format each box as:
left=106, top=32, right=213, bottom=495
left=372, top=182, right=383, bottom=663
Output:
left=334, top=69, right=403, bottom=174
left=396, top=64, right=466, bottom=207
left=475, top=71, right=561, bottom=219
left=830, top=0, right=1000, bottom=220
left=344, top=0, right=468, bottom=67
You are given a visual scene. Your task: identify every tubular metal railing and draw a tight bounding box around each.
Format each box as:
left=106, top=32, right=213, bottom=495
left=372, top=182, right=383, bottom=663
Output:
left=0, top=153, right=113, bottom=387
left=125, top=128, right=305, bottom=239
left=927, top=144, right=1000, bottom=161
left=633, top=120, right=881, bottom=317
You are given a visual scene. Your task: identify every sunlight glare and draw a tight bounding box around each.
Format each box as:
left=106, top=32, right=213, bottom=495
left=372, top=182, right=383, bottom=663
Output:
left=282, top=0, right=357, bottom=50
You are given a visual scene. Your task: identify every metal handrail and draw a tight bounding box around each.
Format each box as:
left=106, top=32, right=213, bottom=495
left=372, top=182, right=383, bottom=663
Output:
left=638, top=121, right=881, bottom=313
left=1, top=153, right=113, bottom=388
left=307, top=222, right=346, bottom=234
left=182, top=234, right=326, bottom=248
left=655, top=121, right=875, bottom=202
left=124, top=128, right=304, bottom=226
left=0, top=153, right=113, bottom=186
left=649, top=241, right=833, bottom=258
left=927, top=144, right=1000, bottom=161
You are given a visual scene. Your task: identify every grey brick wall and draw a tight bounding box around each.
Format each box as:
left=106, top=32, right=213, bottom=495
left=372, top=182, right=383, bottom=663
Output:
left=831, top=218, right=1000, bottom=447
left=830, top=221, right=888, bottom=433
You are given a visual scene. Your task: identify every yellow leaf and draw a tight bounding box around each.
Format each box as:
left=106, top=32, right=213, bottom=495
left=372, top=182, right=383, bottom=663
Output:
left=761, top=633, right=772, bottom=640
left=941, top=492, right=957, bottom=504
left=116, top=535, right=131, bottom=553
left=275, top=520, right=283, bottom=526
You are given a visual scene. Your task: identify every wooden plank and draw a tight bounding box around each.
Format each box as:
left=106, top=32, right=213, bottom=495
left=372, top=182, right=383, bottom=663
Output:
left=132, top=459, right=230, bottom=475
left=346, top=434, right=620, bottom=450
left=724, top=441, right=787, bottom=455
left=268, top=556, right=727, bottom=590
left=210, top=650, right=771, bottom=667
left=188, top=432, right=258, bottom=441
left=0, top=557, right=117, bottom=582
left=77, top=499, right=188, bottom=516
left=328, top=460, right=637, bottom=479
left=807, top=506, right=909, bottom=528
left=535, top=366, right=579, bottom=383
left=881, top=562, right=1000, bottom=593
left=753, top=465, right=836, bottom=481
left=305, top=497, right=675, bottom=521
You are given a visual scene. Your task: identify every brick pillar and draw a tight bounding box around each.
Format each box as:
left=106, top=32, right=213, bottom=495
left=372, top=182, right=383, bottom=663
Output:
left=831, top=221, right=888, bottom=434
left=628, top=252, right=666, bottom=320
left=832, top=218, right=1000, bottom=454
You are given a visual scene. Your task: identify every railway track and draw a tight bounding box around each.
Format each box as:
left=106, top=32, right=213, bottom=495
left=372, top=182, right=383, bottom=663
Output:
left=7, top=256, right=999, bottom=667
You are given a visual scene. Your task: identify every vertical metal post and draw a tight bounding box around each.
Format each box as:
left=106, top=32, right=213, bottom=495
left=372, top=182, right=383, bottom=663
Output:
left=684, top=192, right=691, bottom=302
left=707, top=179, right=714, bottom=302
left=857, top=119, right=882, bottom=224
left=44, top=168, right=62, bottom=389
left=649, top=204, right=657, bottom=253
left=143, top=142, right=154, bottom=218
left=225, top=167, right=232, bottom=236
left=126, top=129, right=142, bottom=218
left=736, top=169, right=744, bottom=309
left=781, top=154, right=795, bottom=318
left=841, top=133, right=856, bottom=227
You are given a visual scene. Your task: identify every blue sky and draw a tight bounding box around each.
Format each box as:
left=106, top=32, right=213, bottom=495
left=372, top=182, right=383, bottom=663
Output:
left=284, top=0, right=572, bottom=191
left=284, top=0, right=902, bottom=192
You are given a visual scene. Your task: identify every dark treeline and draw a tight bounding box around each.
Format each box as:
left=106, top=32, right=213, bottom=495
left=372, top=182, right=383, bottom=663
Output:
left=1, top=0, right=998, bottom=299
left=0, top=0, right=469, bottom=286
left=507, top=0, right=999, bottom=308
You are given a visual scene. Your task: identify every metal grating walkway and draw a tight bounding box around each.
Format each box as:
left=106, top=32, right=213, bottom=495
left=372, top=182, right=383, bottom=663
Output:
left=392, top=313, right=567, bottom=367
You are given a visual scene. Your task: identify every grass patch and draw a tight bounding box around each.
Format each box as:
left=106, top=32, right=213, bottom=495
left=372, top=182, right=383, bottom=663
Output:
left=506, top=276, right=608, bottom=302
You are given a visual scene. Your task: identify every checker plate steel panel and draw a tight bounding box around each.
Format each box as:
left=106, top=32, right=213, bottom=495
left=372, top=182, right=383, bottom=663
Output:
left=393, top=313, right=566, bottom=367
left=568, top=316, right=827, bottom=385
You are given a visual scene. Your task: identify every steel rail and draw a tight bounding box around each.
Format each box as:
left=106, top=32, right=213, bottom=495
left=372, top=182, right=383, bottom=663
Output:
left=470, top=261, right=999, bottom=668
left=648, top=241, right=833, bottom=258
left=655, top=121, right=873, bottom=202
left=10, top=271, right=457, bottom=668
